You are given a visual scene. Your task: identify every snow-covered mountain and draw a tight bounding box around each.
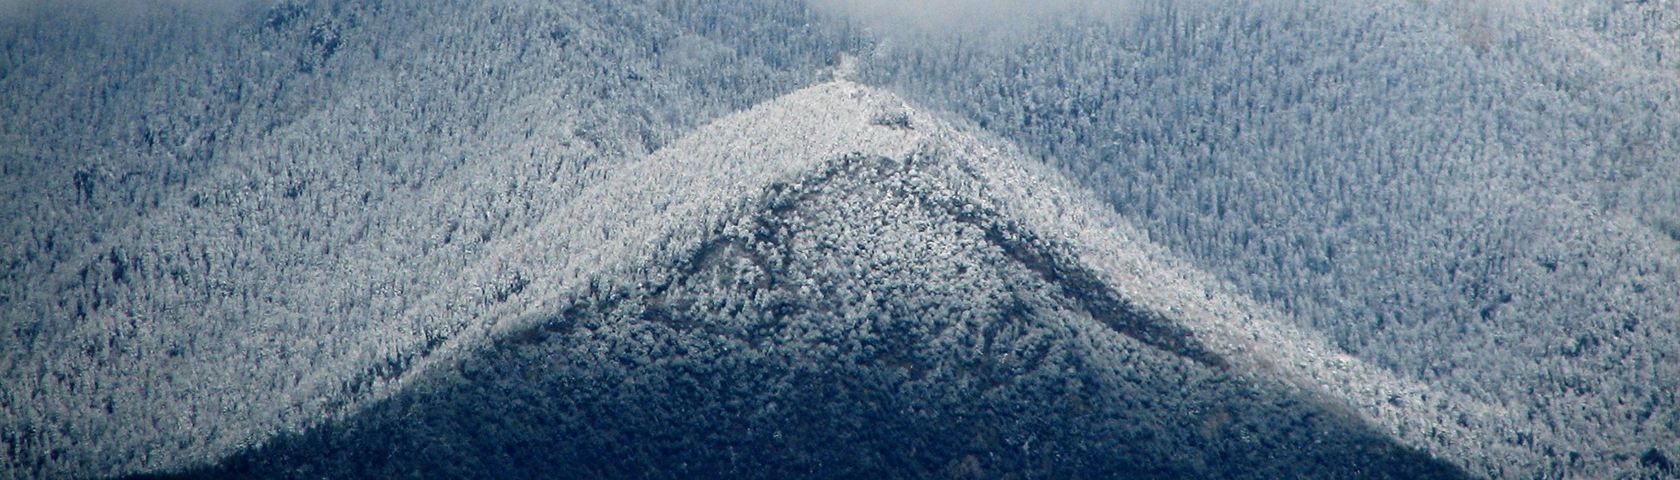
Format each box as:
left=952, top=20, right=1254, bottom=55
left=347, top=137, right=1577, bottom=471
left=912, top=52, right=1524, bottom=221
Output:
left=1, top=1, right=856, bottom=477
left=3, top=0, right=1677, bottom=478
left=162, top=80, right=1489, bottom=479
left=862, top=1, right=1680, bottom=477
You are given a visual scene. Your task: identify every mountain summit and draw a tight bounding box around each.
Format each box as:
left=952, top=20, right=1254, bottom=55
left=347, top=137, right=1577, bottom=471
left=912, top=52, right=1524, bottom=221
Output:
left=149, top=82, right=1492, bottom=478
left=8, top=1, right=1677, bottom=478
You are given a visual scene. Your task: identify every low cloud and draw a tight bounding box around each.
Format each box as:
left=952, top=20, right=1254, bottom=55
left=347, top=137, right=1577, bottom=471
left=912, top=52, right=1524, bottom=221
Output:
left=812, top=0, right=1134, bottom=41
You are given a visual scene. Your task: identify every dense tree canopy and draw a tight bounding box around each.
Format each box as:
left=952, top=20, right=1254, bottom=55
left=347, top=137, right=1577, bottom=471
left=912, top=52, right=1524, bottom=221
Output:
left=2, top=0, right=1675, bottom=478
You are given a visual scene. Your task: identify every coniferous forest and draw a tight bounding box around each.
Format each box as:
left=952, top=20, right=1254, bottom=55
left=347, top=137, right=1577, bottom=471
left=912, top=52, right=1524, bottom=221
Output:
left=2, top=1, right=1677, bottom=478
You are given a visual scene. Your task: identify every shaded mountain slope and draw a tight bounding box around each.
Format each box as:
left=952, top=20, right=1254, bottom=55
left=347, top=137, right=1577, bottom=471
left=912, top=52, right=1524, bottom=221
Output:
left=0, top=1, right=863, bottom=477
left=859, top=1, right=1680, bottom=476
left=159, top=82, right=1471, bottom=479
left=6, top=1, right=1671, bottom=478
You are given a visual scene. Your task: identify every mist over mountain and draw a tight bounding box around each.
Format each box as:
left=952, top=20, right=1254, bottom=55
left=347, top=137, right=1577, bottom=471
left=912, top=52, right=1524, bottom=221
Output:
left=809, top=0, right=1133, bottom=41
left=2, top=0, right=1676, bottom=478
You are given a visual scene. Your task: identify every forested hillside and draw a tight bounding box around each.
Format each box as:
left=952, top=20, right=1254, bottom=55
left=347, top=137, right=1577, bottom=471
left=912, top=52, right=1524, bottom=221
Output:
left=165, top=80, right=1476, bottom=480
left=1, top=1, right=860, bottom=477
left=859, top=1, right=1680, bottom=476
left=2, top=0, right=1676, bottom=478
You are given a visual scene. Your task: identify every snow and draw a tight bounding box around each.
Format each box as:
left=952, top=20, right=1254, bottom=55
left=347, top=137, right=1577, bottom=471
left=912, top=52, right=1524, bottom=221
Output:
left=402, top=79, right=1537, bottom=475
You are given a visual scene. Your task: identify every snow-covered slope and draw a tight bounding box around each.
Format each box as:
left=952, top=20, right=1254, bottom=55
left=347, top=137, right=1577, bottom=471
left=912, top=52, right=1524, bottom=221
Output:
left=861, top=2, right=1680, bottom=476
left=0, top=1, right=856, bottom=477
left=151, top=81, right=1527, bottom=478
left=7, top=2, right=1674, bottom=479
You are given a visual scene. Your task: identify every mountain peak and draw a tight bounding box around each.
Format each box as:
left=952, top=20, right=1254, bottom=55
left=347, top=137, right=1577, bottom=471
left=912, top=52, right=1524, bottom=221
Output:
left=167, top=82, right=1481, bottom=478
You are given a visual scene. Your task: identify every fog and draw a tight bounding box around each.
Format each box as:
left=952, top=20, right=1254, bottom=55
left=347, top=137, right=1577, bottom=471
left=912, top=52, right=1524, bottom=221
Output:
left=812, top=0, right=1136, bottom=41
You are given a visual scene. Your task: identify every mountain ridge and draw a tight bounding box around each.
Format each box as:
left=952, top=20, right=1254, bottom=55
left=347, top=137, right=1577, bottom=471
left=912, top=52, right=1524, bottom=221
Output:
left=147, top=80, right=1492, bottom=478
left=1, top=1, right=857, bottom=475
left=7, top=1, right=1674, bottom=475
